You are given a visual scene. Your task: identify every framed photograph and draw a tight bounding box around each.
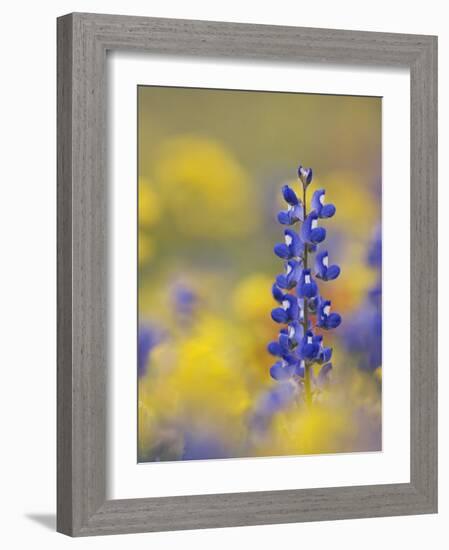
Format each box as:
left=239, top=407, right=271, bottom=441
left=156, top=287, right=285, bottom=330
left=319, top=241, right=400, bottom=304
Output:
left=57, top=13, right=437, bottom=536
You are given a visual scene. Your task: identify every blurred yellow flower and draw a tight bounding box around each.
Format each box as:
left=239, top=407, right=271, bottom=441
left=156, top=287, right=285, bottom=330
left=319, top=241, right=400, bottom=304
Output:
left=313, top=171, right=379, bottom=239
left=139, top=178, right=161, bottom=227
left=232, top=274, right=273, bottom=322
left=153, top=135, right=256, bottom=237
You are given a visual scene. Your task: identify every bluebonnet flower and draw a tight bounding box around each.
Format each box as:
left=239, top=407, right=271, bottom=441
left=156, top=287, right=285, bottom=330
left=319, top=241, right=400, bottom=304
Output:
left=271, top=294, right=299, bottom=323
left=315, top=250, right=341, bottom=281
left=297, top=268, right=318, bottom=298
left=311, top=189, right=336, bottom=218
left=299, top=330, right=321, bottom=360
left=277, top=185, right=304, bottom=225
left=274, top=229, right=304, bottom=259
left=269, top=163, right=342, bottom=405
left=317, top=299, right=342, bottom=330
left=275, top=259, right=302, bottom=289
left=300, top=211, right=326, bottom=245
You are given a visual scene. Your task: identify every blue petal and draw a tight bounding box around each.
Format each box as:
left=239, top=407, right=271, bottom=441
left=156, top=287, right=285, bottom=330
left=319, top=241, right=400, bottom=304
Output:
left=284, top=229, right=303, bottom=257
left=327, top=313, right=342, bottom=329
left=311, top=189, right=325, bottom=212
left=310, top=227, right=326, bottom=244
left=271, top=307, right=288, bottom=323
left=272, top=284, right=284, bottom=302
left=300, top=212, right=325, bottom=245
left=291, top=204, right=304, bottom=222
left=297, top=269, right=319, bottom=298
left=268, top=341, right=283, bottom=356
left=321, top=204, right=336, bottom=218
left=275, top=274, right=289, bottom=289
left=326, top=265, right=340, bottom=280
left=270, top=362, right=290, bottom=381
left=315, top=249, right=328, bottom=279
left=283, top=294, right=300, bottom=321
left=277, top=211, right=291, bottom=225
left=274, top=243, right=291, bottom=259
left=282, top=185, right=299, bottom=205
left=279, top=332, right=291, bottom=351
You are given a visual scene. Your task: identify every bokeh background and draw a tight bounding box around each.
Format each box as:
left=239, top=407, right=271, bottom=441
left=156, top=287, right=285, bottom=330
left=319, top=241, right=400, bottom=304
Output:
left=137, top=86, right=382, bottom=462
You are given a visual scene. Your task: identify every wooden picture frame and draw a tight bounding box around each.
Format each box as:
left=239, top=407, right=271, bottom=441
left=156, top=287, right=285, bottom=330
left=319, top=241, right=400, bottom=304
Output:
left=57, top=12, right=437, bottom=536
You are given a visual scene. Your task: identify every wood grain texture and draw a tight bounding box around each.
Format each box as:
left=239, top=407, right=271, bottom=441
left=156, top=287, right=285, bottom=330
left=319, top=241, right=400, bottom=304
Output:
left=57, top=12, right=438, bottom=536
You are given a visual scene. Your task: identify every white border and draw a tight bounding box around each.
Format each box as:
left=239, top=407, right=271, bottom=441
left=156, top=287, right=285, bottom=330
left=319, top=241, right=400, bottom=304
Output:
left=108, top=52, right=410, bottom=499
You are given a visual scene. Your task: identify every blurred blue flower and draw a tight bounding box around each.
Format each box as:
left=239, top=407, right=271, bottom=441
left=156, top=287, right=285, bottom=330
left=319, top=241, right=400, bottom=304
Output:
left=251, top=382, right=296, bottom=432
left=343, top=225, right=382, bottom=372
left=172, top=283, right=198, bottom=319
left=182, top=432, right=231, bottom=460
left=138, top=324, right=165, bottom=377
left=367, top=225, right=382, bottom=268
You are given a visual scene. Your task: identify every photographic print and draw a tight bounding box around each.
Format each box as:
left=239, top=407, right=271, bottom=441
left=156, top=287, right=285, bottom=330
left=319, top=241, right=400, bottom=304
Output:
left=137, top=86, right=382, bottom=462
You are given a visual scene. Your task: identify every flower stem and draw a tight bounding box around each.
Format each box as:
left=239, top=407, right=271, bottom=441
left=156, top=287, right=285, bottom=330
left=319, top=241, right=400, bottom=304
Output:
left=302, top=185, right=312, bottom=407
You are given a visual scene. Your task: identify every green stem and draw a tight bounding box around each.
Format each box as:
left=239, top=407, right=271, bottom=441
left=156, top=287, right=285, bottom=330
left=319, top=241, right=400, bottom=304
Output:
left=302, top=185, right=312, bottom=407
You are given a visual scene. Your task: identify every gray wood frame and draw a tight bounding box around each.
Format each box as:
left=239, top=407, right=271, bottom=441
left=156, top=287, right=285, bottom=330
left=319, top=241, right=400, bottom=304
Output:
left=57, top=12, right=438, bottom=536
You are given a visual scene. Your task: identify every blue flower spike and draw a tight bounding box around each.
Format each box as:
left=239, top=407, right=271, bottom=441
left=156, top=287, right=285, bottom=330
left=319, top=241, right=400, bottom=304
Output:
left=268, top=163, right=341, bottom=406
left=315, top=250, right=341, bottom=281
left=311, top=189, right=336, bottom=219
